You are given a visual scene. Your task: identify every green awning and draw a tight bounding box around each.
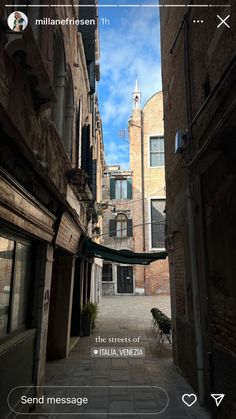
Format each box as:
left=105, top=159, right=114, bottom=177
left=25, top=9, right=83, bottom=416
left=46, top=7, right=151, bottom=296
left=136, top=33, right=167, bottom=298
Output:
left=83, top=238, right=167, bottom=265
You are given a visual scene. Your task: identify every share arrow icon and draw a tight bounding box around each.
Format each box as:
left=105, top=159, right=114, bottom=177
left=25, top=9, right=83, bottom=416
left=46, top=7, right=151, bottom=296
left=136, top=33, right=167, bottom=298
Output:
left=211, top=394, right=225, bottom=407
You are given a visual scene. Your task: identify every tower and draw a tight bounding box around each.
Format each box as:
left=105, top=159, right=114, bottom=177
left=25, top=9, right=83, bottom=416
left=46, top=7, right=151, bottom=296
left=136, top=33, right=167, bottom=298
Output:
left=132, top=79, right=141, bottom=110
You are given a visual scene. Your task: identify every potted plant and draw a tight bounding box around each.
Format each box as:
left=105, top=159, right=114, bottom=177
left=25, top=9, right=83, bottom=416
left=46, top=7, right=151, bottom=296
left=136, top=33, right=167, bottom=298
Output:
left=88, top=302, right=98, bottom=329
left=81, top=302, right=98, bottom=336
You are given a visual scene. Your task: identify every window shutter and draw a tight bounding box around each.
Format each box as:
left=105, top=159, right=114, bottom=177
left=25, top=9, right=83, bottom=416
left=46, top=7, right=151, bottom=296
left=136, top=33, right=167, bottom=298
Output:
left=109, top=219, right=116, bottom=237
left=76, top=100, right=82, bottom=168
left=127, top=219, right=133, bottom=237
left=110, top=178, right=115, bottom=199
left=127, top=178, right=132, bottom=199
left=81, top=125, right=90, bottom=173
left=92, top=159, right=97, bottom=198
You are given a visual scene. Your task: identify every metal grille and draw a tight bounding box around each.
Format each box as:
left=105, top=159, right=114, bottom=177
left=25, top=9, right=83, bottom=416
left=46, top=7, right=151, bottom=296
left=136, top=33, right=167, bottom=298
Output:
left=151, top=199, right=166, bottom=248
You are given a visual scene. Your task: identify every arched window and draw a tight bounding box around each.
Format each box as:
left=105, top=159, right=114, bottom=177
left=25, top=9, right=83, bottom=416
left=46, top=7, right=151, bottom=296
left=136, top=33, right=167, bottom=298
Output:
left=116, top=214, right=128, bottom=237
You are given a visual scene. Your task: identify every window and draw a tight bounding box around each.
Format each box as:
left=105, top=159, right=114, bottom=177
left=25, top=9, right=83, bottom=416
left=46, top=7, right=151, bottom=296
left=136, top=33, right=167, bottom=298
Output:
left=110, top=178, right=132, bottom=199
left=102, top=264, right=112, bottom=282
left=0, top=238, right=14, bottom=337
left=0, top=235, right=32, bottom=338
left=76, top=99, right=82, bottom=168
left=62, top=69, right=74, bottom=160
left=116, top=214, right=128, bottom=237
left=150, top=136, right=164, bottom=167
left=115, top=179, right=127, bottom=199
left=109, top=216, right=133, bottom=238
left=151, top=199, right=166, bottom=248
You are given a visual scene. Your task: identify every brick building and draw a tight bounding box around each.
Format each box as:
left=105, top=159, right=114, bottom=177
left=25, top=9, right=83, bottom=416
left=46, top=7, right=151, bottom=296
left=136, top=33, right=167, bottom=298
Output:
left=0, top=2, right=104, bottom=417
left=90, top=99, right=105, bottom=303
left=101, top=165, right=134, bottom=295
left=129, top=84, right=170, bottom=295
left=160, top=1, right=236, bottom=417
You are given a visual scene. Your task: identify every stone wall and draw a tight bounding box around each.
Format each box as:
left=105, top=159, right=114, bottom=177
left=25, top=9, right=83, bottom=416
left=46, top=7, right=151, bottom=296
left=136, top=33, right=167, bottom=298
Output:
left=160, top=0, right=236, bottom=415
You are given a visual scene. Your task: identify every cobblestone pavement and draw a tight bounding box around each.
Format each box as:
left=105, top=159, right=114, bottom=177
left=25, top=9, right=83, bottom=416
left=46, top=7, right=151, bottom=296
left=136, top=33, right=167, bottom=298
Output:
left=30, top=296, right=210, bottom=419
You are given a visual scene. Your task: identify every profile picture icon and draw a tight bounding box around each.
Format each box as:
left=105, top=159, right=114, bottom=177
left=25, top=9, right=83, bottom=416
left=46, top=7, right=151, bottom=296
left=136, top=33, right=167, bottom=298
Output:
left=7, top=11, right=28, bottom=32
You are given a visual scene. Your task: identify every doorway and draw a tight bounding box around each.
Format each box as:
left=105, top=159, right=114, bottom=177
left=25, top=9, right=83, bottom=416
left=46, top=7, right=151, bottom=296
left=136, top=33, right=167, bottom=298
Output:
left=117, top=266, right=133, bottom=294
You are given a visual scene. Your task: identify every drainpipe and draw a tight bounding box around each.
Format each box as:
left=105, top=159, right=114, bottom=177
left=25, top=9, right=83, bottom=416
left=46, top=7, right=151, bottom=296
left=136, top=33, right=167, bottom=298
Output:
left=187, top=182, right=205, bottom=405
left=183, top=17, right=206, bottom=405
left=140, top=110, right=145, bottom=252
left=140, top=110, right=146, bottom=293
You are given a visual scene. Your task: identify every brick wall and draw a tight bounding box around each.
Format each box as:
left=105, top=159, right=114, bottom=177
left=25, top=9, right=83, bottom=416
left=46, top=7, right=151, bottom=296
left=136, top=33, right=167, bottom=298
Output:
left=129, top=92, right=170, bottom=295
left=160, top=0, right=236, bottom=415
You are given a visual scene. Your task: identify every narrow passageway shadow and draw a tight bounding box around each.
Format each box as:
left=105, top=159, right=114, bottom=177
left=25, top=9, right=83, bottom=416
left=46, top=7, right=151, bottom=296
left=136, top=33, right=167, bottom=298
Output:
left=30, top=296, right=210, bottom=419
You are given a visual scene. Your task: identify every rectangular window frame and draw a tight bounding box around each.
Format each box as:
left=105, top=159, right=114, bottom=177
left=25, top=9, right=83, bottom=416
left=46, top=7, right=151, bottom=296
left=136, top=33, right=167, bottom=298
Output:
left=102, top=264, right=113, bottom=282
left=0, top=230, right=33, bottom=342
left=149, top=197, right=166, bottom=251
left=116, top=219, right=128, bottom=238
left=115, top=179, right=128, bottom=200
left=149, top=135, right=165, bottom=168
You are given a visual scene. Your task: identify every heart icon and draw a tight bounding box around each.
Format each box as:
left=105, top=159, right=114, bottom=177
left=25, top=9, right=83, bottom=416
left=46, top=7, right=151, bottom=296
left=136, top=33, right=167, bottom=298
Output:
left=182, top=393, right=197, bottom=407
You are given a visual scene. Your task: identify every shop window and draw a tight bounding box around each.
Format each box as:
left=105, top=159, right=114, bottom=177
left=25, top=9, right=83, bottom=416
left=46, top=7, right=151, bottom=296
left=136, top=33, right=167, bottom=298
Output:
left=0, top=238, right=14, bottom=337
left=110, top=178, right=132, bottom=199
left=151, top=199, right=166, bottom=249
left=0, top=235, right=32, bottom=338
left=11, top=243, right=32, bottom=331
left=102, top=264, right=112, bottom=282
left=150, top=136, right=165, bottom=167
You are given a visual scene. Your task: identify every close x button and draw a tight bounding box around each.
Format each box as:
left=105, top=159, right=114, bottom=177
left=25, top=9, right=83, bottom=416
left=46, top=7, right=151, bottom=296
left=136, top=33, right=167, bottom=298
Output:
left=217, top=15, right=230, bottom=29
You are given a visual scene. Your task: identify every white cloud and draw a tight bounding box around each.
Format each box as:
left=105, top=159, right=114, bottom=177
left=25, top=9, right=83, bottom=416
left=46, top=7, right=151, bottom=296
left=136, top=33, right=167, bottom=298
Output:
left=99, top=7, right=162, bottom=166
left=104, top=140, right=130, bottom=167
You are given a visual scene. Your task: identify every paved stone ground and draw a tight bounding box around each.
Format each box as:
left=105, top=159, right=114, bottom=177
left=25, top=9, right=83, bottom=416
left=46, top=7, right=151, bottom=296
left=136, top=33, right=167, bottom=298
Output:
left=30, top=296, right=210, bottom=419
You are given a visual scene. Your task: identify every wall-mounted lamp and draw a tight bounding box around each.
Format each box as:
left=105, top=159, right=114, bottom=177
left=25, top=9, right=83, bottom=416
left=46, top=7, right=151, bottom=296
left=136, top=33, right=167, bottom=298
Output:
left=175, top=131, right=187, bottom=154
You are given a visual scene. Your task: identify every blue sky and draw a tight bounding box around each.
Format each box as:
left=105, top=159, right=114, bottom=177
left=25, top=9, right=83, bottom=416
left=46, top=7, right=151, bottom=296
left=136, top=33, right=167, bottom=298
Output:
left=98, top=1, right=162, bottom=168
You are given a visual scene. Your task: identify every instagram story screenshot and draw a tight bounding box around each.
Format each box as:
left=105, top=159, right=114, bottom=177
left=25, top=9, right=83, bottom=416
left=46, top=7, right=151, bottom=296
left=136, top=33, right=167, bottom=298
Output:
left=0, top=0, right=235, bottom=418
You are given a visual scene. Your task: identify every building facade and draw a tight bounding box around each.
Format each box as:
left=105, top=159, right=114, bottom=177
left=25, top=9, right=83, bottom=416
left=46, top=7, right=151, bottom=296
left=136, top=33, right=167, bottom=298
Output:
left=90, top=100, right=105, bottom=303
left=0, top=2, right=103, bottom=417
left=129, top=86, right=170, bottom=295
left=160, top=1, right=236, bottom=417
left=101, top=166, right=134, bottom=295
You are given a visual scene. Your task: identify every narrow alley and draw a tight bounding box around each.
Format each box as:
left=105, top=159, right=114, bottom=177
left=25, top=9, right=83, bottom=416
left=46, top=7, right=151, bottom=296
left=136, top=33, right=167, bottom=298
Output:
left=0, top=2, right=235, bottom=419
left=32, top=296, right=209, bottom=419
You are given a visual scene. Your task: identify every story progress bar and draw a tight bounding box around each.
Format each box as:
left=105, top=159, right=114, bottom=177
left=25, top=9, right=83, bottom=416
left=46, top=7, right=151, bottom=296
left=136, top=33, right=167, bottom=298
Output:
left=4, top=4, right=232, bottom=8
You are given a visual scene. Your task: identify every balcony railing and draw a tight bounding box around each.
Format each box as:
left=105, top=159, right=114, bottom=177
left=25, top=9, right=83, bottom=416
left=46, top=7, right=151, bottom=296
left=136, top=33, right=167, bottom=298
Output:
left=67, top=168, right=93, bottom=201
